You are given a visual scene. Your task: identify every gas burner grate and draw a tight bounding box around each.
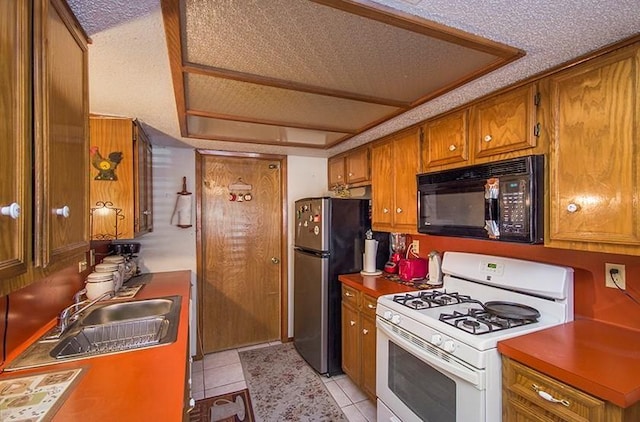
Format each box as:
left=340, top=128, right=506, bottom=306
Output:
left=392, top=291, right=475, bottom=309
left=439, top=309, right=537, bottom=335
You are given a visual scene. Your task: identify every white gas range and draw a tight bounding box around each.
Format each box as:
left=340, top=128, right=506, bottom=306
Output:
left=375, top=252, right=574, bottom=422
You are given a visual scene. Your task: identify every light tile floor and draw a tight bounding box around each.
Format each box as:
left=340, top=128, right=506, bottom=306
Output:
left=191, top=341, right=376, bottom=422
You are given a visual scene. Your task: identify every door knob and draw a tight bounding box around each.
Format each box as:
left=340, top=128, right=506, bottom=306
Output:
left=271, top=257, right=280, bottom=264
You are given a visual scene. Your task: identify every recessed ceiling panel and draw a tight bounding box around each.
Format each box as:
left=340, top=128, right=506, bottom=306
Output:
left=183, top=0, right=503, bottom=103
left=185, top=73, right=402, bottom=132
left=161, top=0, right=524, bottom=148
left=187, top=115, right=349, bottom=146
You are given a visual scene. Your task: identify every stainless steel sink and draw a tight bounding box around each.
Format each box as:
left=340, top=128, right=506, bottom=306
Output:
left=79, top=298, right=175, bottom=326
left=5, top=295, right=182, bottom=371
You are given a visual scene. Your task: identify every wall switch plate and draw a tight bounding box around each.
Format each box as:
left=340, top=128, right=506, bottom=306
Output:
left=605, top=263, right=626, bottom=290
left=411, top=240, right=419, bottom=254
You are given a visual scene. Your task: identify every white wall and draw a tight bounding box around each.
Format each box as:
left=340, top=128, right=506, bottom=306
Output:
left=135, top=146, right=198, bottom=354
left=286, top=156, right=328, bottom=337
left=137, top=148, right=327, bottom=351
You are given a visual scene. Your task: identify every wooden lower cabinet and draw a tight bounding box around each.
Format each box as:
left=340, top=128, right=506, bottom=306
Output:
left=341, top=284, right=377, bottom=401
left=502, top=357, right=640, bottom=422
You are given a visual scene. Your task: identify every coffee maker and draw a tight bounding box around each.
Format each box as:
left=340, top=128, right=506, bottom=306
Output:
left=383, top=233, right=406, bottom=274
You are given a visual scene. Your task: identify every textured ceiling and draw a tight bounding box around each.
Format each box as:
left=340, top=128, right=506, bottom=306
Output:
left=67, top=0, right=640, bottom=156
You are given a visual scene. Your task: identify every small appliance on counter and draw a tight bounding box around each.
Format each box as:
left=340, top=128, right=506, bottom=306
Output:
left=427, top=250, right=443, bottom=285
left=384, top=232, right=406, bottom=274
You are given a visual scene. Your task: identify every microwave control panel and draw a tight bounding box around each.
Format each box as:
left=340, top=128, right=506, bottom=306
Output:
left=499, top=178, right=529, bottom=235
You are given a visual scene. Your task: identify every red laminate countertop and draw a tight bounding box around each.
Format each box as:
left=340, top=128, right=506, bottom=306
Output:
left=498, top=318, right=640, bottom=408
left=338, top=273, right=420, bottom=297
left=0, top=270, right=192, bottom=421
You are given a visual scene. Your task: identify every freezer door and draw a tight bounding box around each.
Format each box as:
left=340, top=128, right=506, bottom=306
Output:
left=293, top=248, right=329, bottom=374
left=294, top=198, right=328, bottom=252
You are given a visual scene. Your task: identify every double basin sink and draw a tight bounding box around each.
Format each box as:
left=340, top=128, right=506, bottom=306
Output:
left=6, top=295, right=181, bottom=371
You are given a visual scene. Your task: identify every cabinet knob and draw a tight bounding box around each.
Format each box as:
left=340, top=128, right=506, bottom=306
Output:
left=54, top=206, right=70, bottom=218
left=566, top=203, right=579, bottom=213
left=483, top=135, right=493, bottom=142
left=350, top=320, right=356, bottom=326
left=396, top=208, right=403, bottom=214
left=337, top=175, right=342, bottom=179
left=271, top=257, right=280, bottom=264
left=367, top=303, right=376, bottom=309
left=383, top=208, right=389, bottom=214
left=345, top=291, right=354, bottom=297
left=448, top=144, right=457, bottom=151
left=362, top=329, right=369, bottom=335
left=1, top=202, right=21, bottom=219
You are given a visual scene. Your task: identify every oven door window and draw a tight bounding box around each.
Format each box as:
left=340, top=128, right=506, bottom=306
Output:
left=389, top=341, right=455, bottom=422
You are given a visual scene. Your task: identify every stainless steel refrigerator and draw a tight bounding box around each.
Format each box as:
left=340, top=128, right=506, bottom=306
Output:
left=293, top=197, right=370, bottom=376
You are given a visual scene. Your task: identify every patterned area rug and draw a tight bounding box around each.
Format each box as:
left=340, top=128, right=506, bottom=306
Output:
left=239, top=343, right=347, bottom=421
left=190, top=389, right=255, bottom=422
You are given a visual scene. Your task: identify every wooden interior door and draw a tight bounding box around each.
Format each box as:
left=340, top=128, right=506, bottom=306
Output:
left=198, top=152, right=284, bottom=353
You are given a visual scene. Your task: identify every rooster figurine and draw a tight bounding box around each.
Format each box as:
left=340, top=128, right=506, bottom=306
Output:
left=90, top=146, right=124, bottom=181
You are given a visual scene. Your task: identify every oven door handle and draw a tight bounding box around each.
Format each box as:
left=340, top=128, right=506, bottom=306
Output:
left=377, top=320, right=483, bottom=388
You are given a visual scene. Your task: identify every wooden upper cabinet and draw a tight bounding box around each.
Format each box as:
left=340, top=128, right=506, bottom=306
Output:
left=34, top=0, right=90, bottom=268
left=546, top=42, right=640, bottom=255
left=328, top=147, right=370, bottom=189
left=422, top=109, right=469, bottom=171
left=0, top=0, right=30, bottom=280
left=328, top=156, right=346, bottom=188
left=371, top=128, right=420, bottom=233
left=90, top=117, right=153, bottom=240
left=345, top=147, right=370, bottom=185
left=471, top=83, right=539, bottom=162
left=134, top=124, right=153, bottom=235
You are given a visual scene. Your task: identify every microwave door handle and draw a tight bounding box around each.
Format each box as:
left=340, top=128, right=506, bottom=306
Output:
left=484, top=179, right=500, bottom=238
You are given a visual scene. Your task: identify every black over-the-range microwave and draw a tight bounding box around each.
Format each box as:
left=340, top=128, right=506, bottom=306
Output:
left=417, top=155, right=544, bottom=243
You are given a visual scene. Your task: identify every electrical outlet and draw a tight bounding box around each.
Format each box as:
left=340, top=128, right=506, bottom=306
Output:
left=411, top=240, right=419, bottom=254
left=605, top=263, right=626, bottom=290
left=78, top=260, right=88, bottom=273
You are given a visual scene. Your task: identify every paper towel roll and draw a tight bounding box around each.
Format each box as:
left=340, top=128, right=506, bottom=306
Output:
left=363, top=239, right=379, bottom=273
left=171, top=194, right=192, bottom=228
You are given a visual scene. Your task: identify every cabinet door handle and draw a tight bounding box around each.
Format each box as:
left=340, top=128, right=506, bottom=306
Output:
left=271, top=257, right=280, bottom=264
left=448, top=144, right=457, bottom=151
left=337, top=175, right=342, bottom=179
left=383, top=208, right=389, bottom=214
left=531, top=384, right=570, bottom=407
left=483, top=134, right=493, bottom=142
left=348, top=172, right=353, bottom=177
left=1, top=202, right=21, bottom=219
left=367, top=304, right=376, bottom=309
left=54, top=206, right=70, bottom=218
left=396, top=208, right=403, bottom=214
left=362, top=329, right=369, bottom=335
left=350, top=320, right=356, bottom=326
left=345, top=292, right=354, bottom=297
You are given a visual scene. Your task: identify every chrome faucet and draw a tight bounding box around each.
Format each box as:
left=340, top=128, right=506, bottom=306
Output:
left=53, top=290, right=115, bottom=337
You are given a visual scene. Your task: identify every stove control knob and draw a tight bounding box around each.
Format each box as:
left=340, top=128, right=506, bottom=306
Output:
left=443, top=340, right=456, bottom=353
left=430, top=334, right=443, bottom=346
left=391, top=314, right=401, bottom=324
left=383, top=311, right=393, bottom=320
